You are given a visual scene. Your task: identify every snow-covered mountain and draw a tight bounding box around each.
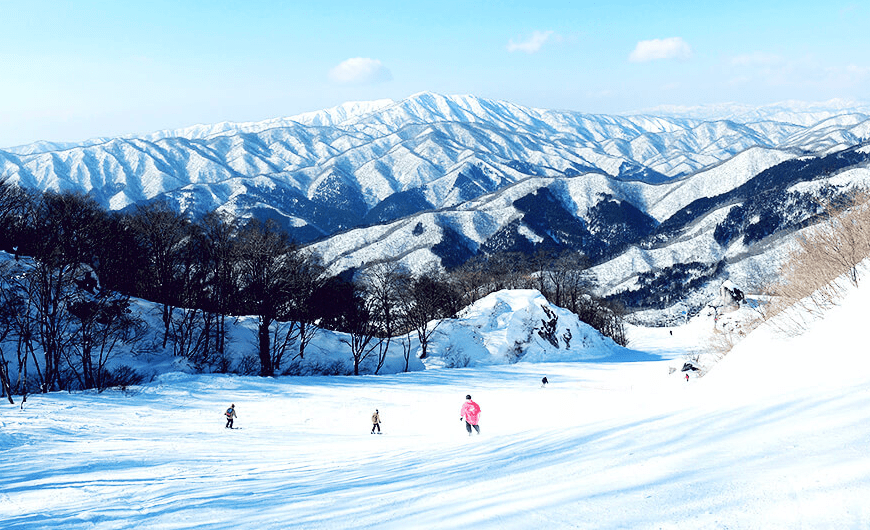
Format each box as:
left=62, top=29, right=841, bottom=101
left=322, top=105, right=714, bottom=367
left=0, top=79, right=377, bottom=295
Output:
left=4, top=93, right=870, bottom=316
left=641, top=98, right=870, bottom=126
left=3, top=93, right=868, bottom=220
left=305, top=141, right=870, bottom=324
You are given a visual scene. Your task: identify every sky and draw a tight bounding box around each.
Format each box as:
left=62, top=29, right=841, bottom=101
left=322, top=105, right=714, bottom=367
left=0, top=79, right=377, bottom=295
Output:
left=1, top=0, right=869, bottom=147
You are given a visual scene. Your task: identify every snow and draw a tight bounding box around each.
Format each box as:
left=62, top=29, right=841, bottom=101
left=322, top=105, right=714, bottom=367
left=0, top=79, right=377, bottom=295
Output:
left=3, top=281, right=870, bottom=528
left=426, top=290, right=625, bottom=367
left=4, top=93, right=868, bottom=214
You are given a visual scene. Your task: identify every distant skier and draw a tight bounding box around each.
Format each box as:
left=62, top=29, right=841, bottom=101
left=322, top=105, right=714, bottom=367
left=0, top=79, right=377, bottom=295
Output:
left=225, top=404, right=237, bottom=429
left=460, top=394, right=481, bottom=436
left=685, top=373, right=689, bottom=382
left=541, top=376, right=549, bottom=387
left=371, top=409, right=381, bottom=434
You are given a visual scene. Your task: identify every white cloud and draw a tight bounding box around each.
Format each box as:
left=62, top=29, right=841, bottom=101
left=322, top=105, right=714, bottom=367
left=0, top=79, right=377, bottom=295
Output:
left=730, top=52, right=783, bottom=67
left=507, top=30, right=555, bottom=54
left=723, top=52, right=870, bottom=96
left=328, top=58, right=392, bottom=85
left=839, top=3, right=861, bottom=16
left=629, top=37, right=692, bottom=62
left=845, top=64, right=870, bottom=77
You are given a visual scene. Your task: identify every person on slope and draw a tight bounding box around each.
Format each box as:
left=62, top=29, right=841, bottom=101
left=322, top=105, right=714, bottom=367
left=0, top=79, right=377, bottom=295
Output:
left=371, top=409, right=381, bottom=434
left=225, top=404, right=237, bottom=429
left=460, top=394, right=481, bottom=436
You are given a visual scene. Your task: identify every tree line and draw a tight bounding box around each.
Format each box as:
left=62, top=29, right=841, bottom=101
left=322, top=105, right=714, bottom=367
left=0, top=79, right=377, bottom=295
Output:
left=0, top=179, right=625, bottom=401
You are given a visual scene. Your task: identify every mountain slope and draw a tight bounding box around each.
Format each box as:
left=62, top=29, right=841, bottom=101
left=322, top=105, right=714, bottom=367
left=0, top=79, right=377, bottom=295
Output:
left=306, top=142, right=870, bottom=321
left=4, top=93, right=870, bottom=316
left=4, top=93, right=869, bottom=234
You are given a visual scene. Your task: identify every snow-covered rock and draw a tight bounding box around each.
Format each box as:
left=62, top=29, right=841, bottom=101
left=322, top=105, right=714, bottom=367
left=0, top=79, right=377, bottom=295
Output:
left=424, top=290, right=624, bottom=368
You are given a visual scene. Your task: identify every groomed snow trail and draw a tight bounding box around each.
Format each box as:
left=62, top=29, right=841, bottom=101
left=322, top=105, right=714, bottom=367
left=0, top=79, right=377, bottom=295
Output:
left=2, top=290, right=870, bottom=529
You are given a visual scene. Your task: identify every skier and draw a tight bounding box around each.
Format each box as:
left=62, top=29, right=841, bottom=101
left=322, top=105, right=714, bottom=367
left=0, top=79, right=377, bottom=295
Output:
left=371, top=409, right=381, bottom=434
left=460, top=394, right=481, bottom=436
left=225, top=404, right=237, bottom=429
left=541, top=376, right=549, bottom=387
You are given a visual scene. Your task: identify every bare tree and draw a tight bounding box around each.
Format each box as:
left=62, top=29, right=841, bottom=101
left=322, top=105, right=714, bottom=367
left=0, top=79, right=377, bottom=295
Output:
left=235, top=219, right=297, bottom=376
left=337, top=280, right=382, bottom=375
left=541, top=251, right=590, bottom=313
left=66, top=283, right=146, bottom=391
left=521, top=250, right=587, bottom=308
left=574, top=295, right=627, bottom=346
left=13, top=192, right=110, bottom=392
left=403, top=272, right=460, bottom=359
left=283, top=250, right=327, bottom=361
left=451, top=252, right=532, bottom=307
left=169, top=222, right=227, bottom=367
left=268, top=320, right=299, bottom=373
left=359, top=262, right=411, bottom=373
left=0, top=188, right=148, bottom=394
left=198, top=211, right=240, bottom=356
left=126, top=202, right=192, bottom=348
left=0, top=179, right=31, bottom=255
left=4, top=260, right=38, bottom=403
left=21, top=261, right=73, bottom=391
left=397, top=332, right=415, bottom=372
left=0, top=261, right=25, bottom=403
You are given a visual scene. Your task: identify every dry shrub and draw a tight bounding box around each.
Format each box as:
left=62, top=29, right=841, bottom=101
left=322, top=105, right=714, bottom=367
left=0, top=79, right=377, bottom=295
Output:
left=762, top=188, right=870, bottom=335
left=707, top=324, right=745, bottom=363
left=704, top=308, right=760, bottom=363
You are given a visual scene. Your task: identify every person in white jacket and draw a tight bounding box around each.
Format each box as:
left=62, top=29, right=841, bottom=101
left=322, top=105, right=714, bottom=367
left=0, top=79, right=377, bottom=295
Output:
left=371, top=409, right=381, bottom=434
left=225, top=404, right=237, bottom=429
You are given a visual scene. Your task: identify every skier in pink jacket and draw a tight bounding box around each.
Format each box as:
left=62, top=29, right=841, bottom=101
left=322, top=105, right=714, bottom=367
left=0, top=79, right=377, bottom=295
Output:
left=460, top=394, right=481, bottom=435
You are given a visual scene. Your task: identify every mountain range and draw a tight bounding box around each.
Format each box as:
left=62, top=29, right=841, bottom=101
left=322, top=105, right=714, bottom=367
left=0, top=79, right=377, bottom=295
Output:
left=3, top=92, right=870, bottom=319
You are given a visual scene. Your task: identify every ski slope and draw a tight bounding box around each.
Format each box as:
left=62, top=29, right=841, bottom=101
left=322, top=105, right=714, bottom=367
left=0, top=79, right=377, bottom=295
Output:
left=2, top=286, right=870, bottom=529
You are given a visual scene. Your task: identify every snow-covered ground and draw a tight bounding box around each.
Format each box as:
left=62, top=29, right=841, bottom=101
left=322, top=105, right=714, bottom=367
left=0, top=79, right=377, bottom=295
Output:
left=2, top=282, right=870, bottom=529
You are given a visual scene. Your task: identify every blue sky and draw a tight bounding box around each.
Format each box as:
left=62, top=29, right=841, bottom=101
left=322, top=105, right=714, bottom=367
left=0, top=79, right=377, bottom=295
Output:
left=1, top=0, right=868, bottom=147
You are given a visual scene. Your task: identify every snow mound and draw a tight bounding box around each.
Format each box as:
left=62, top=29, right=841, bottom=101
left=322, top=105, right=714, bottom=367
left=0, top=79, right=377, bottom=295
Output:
left=424, top=289, right=624, bottom=368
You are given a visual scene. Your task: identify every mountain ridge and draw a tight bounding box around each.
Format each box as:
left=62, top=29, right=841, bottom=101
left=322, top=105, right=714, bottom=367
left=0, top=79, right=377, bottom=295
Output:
left=4, top=93, right=870, bottom=317
left=5, top=93, right=867, bottom=214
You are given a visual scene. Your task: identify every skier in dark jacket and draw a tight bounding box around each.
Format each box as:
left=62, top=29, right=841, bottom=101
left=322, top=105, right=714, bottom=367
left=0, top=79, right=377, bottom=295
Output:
left=225, top=404, right=237, bottom=429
